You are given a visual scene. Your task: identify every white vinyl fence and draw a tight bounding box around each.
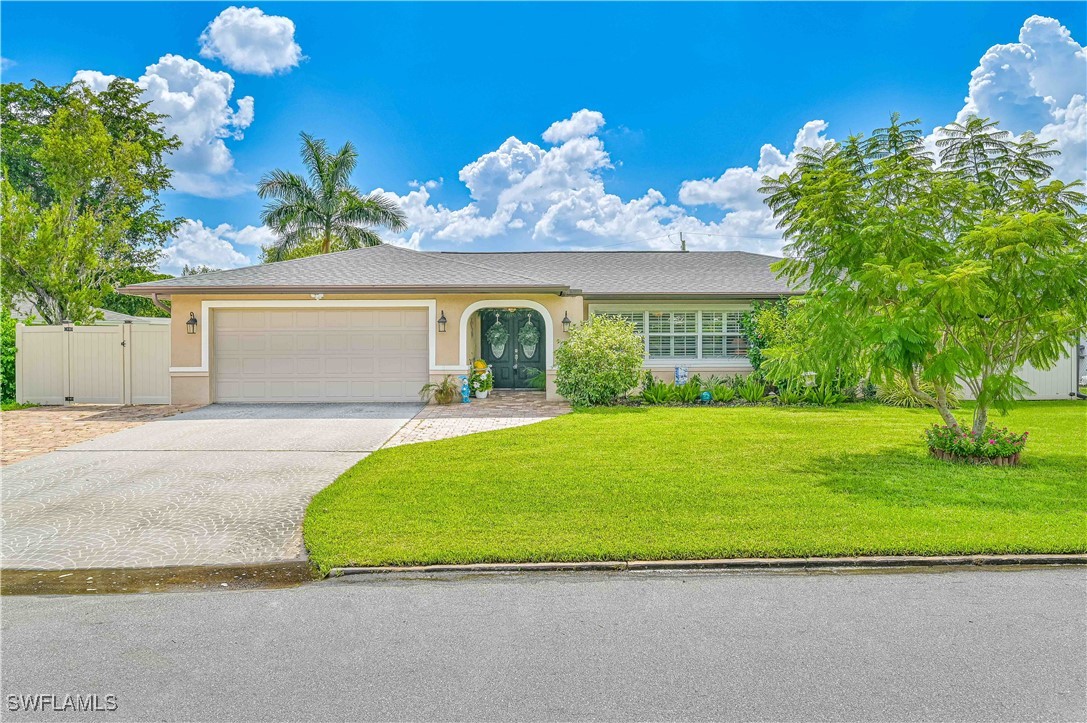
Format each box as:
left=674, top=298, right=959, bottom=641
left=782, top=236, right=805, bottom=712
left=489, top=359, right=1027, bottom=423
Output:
left=16, top=322, right=171, bottom=405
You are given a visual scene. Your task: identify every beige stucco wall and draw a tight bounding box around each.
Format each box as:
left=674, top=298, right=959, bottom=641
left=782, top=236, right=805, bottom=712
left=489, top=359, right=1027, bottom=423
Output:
left=166, top=292, right=583, bottom=404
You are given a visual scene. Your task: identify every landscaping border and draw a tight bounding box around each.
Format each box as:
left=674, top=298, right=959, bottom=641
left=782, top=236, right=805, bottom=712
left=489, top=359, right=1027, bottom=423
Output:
left=328, top=553, right=1087, bottom=577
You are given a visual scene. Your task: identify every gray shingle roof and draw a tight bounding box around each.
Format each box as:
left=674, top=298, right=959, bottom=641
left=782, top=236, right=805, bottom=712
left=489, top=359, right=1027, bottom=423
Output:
left=121, top=244, right=563, bottom=294
left=121, top=244, right=799, bottom=298
left=431, top=251, right=797, bottom=297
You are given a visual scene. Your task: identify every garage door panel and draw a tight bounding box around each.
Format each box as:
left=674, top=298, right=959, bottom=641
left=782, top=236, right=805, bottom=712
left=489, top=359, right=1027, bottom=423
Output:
left=403, top=309, right=428, bottom=327
left=214, top=308, right=429, bottom=402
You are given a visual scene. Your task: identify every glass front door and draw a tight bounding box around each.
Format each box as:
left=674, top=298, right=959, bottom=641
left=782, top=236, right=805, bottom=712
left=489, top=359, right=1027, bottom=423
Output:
left=480, top=308, right=545, bottom=389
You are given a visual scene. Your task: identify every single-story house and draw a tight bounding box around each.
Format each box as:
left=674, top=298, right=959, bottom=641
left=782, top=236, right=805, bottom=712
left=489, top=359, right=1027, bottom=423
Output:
left=120, top=245, right=796, bottom=404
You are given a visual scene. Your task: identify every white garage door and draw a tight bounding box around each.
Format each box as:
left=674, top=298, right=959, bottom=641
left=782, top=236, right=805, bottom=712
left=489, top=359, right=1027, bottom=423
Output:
left=213, top=308, right=429, bottom=403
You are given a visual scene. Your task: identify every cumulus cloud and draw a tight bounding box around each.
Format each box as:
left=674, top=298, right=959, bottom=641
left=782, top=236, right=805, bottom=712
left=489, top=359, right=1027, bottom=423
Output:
left=159, top=220, right=272, bottom=274
left=541, top=109, right=606, bottom=144
left=379, top=109, right=790, bottom=254
left=73, top=55, right=255, bottom=197
left=680, top=121, right=831, bottom=212
left=946, top=15, right=1086, bottom=182
left=199, top=6, right=303, bottom=75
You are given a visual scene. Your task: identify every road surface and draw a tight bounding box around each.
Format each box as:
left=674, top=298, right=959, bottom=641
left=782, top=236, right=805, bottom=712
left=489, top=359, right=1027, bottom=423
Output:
left=2, top=567, right=1084, bottom=721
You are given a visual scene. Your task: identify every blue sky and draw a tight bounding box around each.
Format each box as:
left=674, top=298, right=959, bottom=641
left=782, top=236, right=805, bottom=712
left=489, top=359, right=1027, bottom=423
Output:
left=3, top=2, right=1085, bottom=272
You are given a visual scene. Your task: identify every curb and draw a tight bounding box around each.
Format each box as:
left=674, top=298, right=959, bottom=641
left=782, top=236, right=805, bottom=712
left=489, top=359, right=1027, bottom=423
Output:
left=328, top=553, right=1087, bottom=577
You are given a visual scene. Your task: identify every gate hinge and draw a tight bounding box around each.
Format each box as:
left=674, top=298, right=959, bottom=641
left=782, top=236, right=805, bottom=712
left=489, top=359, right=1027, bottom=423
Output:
left=64, top=396, right=74, bottom=402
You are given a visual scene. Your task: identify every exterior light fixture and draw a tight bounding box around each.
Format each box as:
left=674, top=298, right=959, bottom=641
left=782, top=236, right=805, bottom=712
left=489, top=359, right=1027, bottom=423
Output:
left=186, top=311, right=198, bottom=335
left=562, top=311, right=572, bottom=332
left=437, top=310, right=447, bottom=333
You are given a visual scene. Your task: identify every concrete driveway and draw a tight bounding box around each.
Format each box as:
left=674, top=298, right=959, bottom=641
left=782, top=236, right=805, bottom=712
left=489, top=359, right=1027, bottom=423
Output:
left=0, top=403, right=421, bottom=570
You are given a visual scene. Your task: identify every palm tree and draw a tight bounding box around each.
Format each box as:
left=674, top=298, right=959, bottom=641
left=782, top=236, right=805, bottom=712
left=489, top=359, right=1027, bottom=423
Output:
left=257, top=132, right=408, bottom=262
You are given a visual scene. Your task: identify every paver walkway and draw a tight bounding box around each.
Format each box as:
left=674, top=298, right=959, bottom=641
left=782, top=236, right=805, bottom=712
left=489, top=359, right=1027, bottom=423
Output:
left=384, top=391, right=570, bottom=447
left=1, top=404, right=199, bottom=466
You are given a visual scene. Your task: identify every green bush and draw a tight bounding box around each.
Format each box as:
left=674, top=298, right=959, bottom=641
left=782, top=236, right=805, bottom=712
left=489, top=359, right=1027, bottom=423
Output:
left=1, top=307, right=16, bottom=404
left=736, top=377, right=768, bottom=403
left=774, top=384, right=803, bottom=405
left=674, top=381, right=702, bottom=404
left=710, top=384, right=736, bottom=403
left=805, top=384, right=845, bottom=406
left=555, top=315, right=645, bottom=407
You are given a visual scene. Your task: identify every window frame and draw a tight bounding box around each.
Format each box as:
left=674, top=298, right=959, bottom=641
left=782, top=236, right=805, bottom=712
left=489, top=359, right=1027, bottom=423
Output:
left=590, top=302, right=753, bottom=367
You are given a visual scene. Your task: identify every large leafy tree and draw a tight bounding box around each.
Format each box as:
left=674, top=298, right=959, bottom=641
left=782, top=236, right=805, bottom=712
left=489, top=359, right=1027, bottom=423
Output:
left=761, top=114, right=1087, bottom=437
left=1, top=96, right=140, bottom=323
left=258, top=132, right=407, bottom=261
left=1, top=78, right=182, bottom=267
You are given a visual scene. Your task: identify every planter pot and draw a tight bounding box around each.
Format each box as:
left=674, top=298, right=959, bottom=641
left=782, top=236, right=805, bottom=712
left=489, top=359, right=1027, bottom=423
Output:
left=476, top=390, right=490, bottom=399
left=929, top=448, right=1021, bottom=466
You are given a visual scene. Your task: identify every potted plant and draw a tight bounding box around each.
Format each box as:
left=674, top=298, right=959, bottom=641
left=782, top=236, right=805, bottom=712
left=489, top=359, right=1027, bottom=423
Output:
left=470, top=364, right=493, bottom=399
left=419, top=375, right=460, bottom=405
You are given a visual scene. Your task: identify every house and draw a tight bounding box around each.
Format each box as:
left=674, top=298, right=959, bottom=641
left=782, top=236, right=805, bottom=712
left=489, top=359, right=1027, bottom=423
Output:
left=119, top=245, right=797, bottom=403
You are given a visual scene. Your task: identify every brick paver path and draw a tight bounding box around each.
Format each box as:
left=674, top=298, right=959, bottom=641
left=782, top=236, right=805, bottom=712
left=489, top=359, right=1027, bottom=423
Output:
left=1, top=405, right=200, bottom=466
left=384, top=391, right=570, bottom=447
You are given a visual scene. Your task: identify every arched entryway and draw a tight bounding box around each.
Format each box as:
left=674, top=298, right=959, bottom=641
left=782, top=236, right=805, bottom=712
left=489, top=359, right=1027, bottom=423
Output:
left=479, top=307, right=546, bottom=390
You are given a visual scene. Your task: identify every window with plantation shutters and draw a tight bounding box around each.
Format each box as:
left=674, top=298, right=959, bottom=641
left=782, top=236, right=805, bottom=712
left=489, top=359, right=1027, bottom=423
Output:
left=593, top=308, right=751, bottom=361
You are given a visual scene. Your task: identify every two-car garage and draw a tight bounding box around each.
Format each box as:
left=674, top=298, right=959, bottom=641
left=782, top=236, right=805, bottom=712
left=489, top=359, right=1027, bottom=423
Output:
left=212, top=308, right=429, bottom=403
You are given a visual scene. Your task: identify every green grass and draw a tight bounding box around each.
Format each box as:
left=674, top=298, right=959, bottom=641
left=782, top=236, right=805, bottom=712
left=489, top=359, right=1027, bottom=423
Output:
left=1, top=401, right=38, bottom=411
left=304, top=402, right=1087, bottom=573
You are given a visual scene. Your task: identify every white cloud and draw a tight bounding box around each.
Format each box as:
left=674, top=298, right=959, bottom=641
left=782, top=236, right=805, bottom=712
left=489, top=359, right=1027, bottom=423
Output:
left=159, top=220, right=270, bottom=274
left=1, top=57, right=16, bottom=71
left=541, top=109, right=606, bottom=144
left=679, top=121, right=831, bottom=212
left=945, top=15, right=1086, bottom=182
left=198, top=6, right=303, bottom=76
left=73, top=55, right=255, bottom=197
left=379, top=110, right=791, bottom=254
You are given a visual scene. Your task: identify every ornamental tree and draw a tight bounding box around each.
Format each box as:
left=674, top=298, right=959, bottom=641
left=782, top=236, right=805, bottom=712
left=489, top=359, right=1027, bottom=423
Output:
left=761, top=114, right=1087, bottom=437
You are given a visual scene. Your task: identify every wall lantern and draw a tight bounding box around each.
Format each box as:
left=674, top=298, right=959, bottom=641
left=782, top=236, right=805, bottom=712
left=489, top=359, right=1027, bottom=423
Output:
left=186, top=311, right=198, bottom=335
left=437, top=310, right=447, bottom=333
left=562, top=311, right=572, bottom=332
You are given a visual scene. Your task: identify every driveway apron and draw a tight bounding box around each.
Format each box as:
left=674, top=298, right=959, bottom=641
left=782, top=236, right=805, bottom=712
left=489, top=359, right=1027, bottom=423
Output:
left=0, top=403, right=421, bottom=570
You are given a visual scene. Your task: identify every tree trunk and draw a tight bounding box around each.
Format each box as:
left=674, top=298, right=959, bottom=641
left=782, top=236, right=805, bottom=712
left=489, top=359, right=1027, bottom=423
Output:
left=908, top=373, right=961, bottom=431
left=321, top=229, right=331, bottom=254
left=971, top=404, right=989, bottom=438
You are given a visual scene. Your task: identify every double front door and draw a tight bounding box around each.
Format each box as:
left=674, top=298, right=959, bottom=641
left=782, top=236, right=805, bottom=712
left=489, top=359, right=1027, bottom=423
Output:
left=480, top=308, right=545, bottom=389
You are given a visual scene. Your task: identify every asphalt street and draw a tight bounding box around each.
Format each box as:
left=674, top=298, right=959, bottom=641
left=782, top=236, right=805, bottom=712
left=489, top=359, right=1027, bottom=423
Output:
left=1, top=567, right=1084, bottom=722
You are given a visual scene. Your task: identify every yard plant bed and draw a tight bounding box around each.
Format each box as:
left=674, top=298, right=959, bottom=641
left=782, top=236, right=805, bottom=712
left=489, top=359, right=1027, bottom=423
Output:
left=304, top=402, right=1085, bottom=573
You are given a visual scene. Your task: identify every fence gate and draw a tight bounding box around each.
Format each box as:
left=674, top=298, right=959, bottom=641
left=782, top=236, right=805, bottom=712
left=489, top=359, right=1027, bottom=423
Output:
left=15, top=323, right=171, bottom=405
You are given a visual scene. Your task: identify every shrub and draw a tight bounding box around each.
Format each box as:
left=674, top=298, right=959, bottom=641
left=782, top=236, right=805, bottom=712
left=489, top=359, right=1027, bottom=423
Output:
left=925, top=424, right=1027, bottom=459
left=877, top=375, right=960, bottom=409
left=774, top=384, right=803, bottom=405
left=673, top=381, right=702, bottom=404
left=737, top=377, right=767, bottom=403
left=640, top=374, right=675, bottom=404
left=710, top=384, right=736, bottom=403
left=805, top=384, right=845, bottom=406
left=0, top=307, right=15, bottom=404
left=555, top=315, right=645, bottom=407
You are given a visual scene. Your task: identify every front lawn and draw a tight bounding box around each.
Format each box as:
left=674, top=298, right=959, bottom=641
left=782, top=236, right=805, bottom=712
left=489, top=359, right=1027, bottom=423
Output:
left=304, top=402, right=1086, bottom=573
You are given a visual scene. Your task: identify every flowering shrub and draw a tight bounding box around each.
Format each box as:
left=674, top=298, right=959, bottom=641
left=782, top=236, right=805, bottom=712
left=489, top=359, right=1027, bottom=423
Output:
left=555, top=316, right=644, bottom=407
left=469, top=365, right=493, bottom=393
left=925, top=424, right=1028, bottom=459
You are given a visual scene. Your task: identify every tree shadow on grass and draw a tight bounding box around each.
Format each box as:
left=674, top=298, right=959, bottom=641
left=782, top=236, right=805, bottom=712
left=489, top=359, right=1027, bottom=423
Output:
left=803, top=449, right=1087, bottom=514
